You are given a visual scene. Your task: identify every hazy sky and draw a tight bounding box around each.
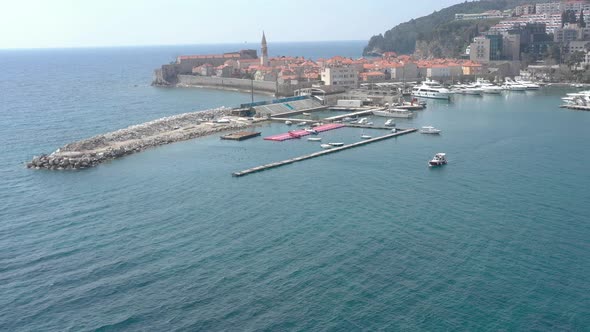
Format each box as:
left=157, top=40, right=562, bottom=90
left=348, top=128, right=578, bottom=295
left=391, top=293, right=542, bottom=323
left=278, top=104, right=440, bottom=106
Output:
left=0, top=0, right=465, bottom=49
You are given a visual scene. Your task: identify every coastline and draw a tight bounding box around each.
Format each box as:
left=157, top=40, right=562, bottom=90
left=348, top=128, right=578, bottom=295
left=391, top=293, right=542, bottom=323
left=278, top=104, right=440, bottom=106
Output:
left=26, top=107, right=264, bottom=170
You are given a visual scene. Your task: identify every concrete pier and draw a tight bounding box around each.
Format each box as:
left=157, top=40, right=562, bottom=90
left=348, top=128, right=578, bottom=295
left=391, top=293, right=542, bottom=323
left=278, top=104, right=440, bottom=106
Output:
left=232, top=128, right=417, bottom=177
left=324, top=108, right=383, bottom=122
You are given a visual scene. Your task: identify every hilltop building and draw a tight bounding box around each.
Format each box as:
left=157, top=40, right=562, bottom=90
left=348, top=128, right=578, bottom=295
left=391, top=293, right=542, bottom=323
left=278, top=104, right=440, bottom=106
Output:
left=514, top=4, right=536, bottom=16
left=455, top=10, right=512, bottom=21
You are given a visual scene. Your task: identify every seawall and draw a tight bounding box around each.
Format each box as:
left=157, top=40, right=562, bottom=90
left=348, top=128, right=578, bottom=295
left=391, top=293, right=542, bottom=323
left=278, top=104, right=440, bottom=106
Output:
left=27, top=107, right=259, bottom=170
left=155, top=75, right=313, bottom=97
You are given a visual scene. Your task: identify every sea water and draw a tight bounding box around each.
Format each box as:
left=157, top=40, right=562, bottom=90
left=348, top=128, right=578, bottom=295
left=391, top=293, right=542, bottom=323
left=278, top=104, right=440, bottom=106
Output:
left=1, top=42, right=589, bottom=331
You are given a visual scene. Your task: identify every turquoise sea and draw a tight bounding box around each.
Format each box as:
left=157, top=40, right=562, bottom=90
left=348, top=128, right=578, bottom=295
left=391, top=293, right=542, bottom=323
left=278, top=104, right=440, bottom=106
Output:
left=1, top=41, right=589, bottom=331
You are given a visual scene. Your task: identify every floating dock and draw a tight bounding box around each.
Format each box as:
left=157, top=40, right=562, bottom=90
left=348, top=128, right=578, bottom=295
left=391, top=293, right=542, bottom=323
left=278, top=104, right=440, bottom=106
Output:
left=221, top=131, right=261, bottom=141
left=233, top=128, right=417, bottom=177
left=263, top=123, right=345, bottom=141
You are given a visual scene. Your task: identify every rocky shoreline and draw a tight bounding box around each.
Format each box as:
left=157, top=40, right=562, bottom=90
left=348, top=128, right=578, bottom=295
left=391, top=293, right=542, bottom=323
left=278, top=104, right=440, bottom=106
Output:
left=27, top=107, right=260, bottom=170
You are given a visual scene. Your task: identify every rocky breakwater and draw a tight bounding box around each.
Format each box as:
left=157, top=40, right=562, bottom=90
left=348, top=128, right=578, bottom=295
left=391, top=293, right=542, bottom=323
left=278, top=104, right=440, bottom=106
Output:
left=27, top=107, right=256, bottom=170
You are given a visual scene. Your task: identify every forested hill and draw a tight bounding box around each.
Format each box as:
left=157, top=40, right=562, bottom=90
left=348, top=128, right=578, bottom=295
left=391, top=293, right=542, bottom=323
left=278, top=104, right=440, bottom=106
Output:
left=363, top=0, right=553, bottom=57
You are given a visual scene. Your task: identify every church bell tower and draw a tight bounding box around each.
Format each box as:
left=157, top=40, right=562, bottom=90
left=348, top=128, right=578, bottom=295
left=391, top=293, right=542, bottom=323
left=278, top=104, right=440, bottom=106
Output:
left=260, top=31, right=269, bottom=66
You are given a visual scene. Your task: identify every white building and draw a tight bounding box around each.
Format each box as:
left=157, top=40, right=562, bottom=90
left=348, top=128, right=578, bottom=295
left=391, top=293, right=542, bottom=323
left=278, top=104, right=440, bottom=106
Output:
left=321, top=66, right=359, bottom=88
left=536, top=1, right=590, bottom=17
left=535, top=2, right=562, bottom=15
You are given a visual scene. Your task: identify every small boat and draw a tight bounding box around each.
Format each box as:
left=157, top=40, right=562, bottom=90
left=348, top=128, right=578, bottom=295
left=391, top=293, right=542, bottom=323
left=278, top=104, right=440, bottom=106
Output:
left=285, top=120, right=293, bottom=125
left=297, top=122, right=307, bottom=127
left=328, top=142, right=344, bottom=147
left=342, top=117, right=354, bottom=122
left=302, top=112, right=311, bottom=116
left=428, top=153, right=447, bottom=167
left=361, top=134, right=372, bottom=139
left=420, top=126, right=441, bottom=134
left=215, top=118, right=231, bottom=123
left=357, top=118, right=368, bottom=125
left=320, top=144, right=333, bottom=149
left=366, top=122, right=374, bottom=126
left=308, top=137, right=322, bottom=142
left=384, top=119, right=396, bottom=127
left=305, top=128, right=318, bottom=134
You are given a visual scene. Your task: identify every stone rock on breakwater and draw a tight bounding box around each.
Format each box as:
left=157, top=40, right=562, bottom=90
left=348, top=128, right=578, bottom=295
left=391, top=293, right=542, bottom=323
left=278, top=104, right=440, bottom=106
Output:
left=27, top=107, right=258, bottom=170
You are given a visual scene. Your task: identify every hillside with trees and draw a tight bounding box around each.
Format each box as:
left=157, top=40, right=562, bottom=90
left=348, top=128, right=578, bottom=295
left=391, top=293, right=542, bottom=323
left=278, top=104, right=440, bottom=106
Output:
left=364, top=0, right=553, bottom=57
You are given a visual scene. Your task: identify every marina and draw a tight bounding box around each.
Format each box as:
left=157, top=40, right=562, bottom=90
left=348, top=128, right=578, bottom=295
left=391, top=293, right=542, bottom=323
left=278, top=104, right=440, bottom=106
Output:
left=233, top=128, right=417, bottom=177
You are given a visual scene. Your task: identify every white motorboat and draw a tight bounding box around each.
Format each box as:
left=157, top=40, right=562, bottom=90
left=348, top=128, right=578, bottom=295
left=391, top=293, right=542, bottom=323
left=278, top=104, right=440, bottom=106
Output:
left=420, top=126, right=442, bottom=134
left=462, top=85, right=484, bottom=96
left=428, top=153, right=447, bottom=167
left=361, top=134, right=372, bottom=139
left=372, top=108, right=415, bottom=118
left=285, top=120, right=293, bottom=125
left=297, top=122, right=307, bottom=126
left=215, top=118, right=231, bottom=123
left=502, top=78, right=527, bottom=91
left=342, top=117, right=354, bottom=122
left=320, top=144, right=333, bottom=149
left=474, top=79, right=503, bottom=94
left=328, top=142, right=344, bottom=147
left=412, top=80, right=452, bottom=100
left=384, top=119, right=396, bottom=127
left=302, top=112, right=311, bottom=116
left=308, top=137, right=322, bottom=142
left=516, top=80, right=541, bottom=90
left=305, top=128, right=318, bottom=135
left=357, top=118, right=369, bottom=125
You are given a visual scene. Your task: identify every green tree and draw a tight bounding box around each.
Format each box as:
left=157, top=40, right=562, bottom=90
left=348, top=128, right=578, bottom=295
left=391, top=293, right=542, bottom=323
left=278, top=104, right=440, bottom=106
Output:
left=566, top=51, right=586, bottom=71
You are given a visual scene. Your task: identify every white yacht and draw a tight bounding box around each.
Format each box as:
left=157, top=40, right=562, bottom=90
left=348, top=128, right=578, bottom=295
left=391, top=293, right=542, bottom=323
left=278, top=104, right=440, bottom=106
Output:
left=420, top=126, right=442, bottom=134
left=285, top=120, right=293, bottom=125
left=502, top=78, right=527, bottom=91
left=462, top=84, right=484, bottom=96
left=320, top=144, right=333, bottom=149
left=428, top=153, right=448, bottom=167
left=372, top=108, right=415, bottom=118
left=361, top=134, right=372, bottom=139
left=474, top=79, right=503, bottom=94
left=308, top=137, right=322, bottom=142
left=515, top=80, right=541, bottom=90
left=412, top=80, right=452, bottom=100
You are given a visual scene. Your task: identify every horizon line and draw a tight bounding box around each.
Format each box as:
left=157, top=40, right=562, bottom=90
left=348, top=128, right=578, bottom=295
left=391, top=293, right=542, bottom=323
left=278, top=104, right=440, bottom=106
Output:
left=0, top=39, right=368, bottom=51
